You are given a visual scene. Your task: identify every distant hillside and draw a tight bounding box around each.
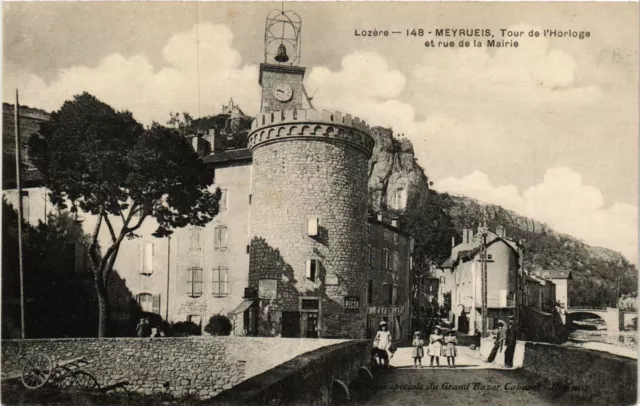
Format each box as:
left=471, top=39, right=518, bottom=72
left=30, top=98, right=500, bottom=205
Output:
left=371, top=131, right=637, bottom=307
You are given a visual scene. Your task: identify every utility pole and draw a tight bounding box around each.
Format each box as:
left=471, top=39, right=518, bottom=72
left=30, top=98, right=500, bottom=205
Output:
left=14, top=90, right=26, bottom=339
left=165, top=236, right=171, bottom=321
left=479, top=223, right=489, bottom=338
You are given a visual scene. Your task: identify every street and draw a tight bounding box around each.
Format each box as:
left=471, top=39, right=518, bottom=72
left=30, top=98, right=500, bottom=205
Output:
left=339, top=347, right=600, bottom=405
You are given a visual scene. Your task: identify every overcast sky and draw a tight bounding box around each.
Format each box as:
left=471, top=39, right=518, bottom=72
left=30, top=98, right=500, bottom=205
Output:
left=3, top=2, right=638, bottom=263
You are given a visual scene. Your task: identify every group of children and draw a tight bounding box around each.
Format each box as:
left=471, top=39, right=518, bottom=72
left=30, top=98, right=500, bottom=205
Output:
left=372, top=320, right=458, bottom=368
left=412, top=326, right=458, bottom=368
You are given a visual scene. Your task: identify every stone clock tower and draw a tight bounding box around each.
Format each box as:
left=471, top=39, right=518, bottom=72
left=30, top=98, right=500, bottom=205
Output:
left=248, top=9, right=375, bottom=339
left=259, top=64, right=306, bottom=113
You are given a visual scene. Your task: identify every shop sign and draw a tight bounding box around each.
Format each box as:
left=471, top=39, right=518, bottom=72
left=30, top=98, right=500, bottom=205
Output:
left=367, top=305, right=405, bottom=316
left=344, top=296, right=360, bottom=313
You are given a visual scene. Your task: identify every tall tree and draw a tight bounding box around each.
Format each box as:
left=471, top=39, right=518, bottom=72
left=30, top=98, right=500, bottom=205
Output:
left=30, top=93, right=221, bottom=337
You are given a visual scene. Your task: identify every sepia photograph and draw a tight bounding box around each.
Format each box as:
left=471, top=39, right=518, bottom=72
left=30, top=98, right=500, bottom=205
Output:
left=1, top=1, right=638, bottom=405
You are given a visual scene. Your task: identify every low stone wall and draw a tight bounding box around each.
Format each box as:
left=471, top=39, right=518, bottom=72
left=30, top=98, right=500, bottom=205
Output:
left=1, top=337, right=344, bottom=399
left=521, top=341, right=637, bottom=405
left=208, top=340, right=371, bottom=405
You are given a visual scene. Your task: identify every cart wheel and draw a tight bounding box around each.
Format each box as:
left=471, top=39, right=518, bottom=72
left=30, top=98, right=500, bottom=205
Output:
left=70, top=371, right=100, bottom=391
left=21, top=353, right=53, bottom=389
left=50, top=366, right=74, bottom=388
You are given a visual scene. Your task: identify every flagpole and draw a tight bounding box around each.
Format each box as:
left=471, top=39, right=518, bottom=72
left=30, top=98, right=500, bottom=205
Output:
left=14, top=90, right=26, bottom=339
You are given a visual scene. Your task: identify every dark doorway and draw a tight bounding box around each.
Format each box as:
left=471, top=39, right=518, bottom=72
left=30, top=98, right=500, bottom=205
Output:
left=281, top=311, right=300, bottom=337
left=305, top=313, right=318, bottom=338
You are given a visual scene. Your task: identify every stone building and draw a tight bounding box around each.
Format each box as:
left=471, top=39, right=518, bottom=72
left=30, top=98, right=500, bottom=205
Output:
left=2, top=14, right=414, bottom=340
left=364, top=217, right=413, bottom=341
left=441, top=225, right=523, bottom=334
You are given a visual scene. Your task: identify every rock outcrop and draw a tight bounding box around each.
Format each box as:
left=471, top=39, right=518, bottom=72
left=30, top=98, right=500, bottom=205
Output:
left=367, top=127, right=429, bottom=216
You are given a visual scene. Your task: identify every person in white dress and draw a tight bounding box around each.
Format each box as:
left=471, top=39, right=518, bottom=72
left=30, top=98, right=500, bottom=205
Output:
left=427, top=326, right=444, bottom=367
left=373, top=320, right=392, bottom=368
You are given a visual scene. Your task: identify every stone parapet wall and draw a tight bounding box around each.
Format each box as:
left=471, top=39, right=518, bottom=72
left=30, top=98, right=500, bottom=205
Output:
left=1, top=337, right=344, bottom=400
left=209, top=340, right=371, bottom=405
left=248, top=109, right=374, bottom=157
left=521, top=341, right=637, bottom=405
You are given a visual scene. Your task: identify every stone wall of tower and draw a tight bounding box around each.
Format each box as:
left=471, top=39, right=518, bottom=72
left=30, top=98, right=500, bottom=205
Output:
left=248, top=109, right=374, bottom=338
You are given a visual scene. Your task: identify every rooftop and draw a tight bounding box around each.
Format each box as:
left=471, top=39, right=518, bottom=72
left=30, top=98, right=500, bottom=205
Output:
left=534, top=269, right=573, bottom=280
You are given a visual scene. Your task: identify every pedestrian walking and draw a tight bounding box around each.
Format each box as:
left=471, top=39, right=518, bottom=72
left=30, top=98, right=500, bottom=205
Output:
left=504, top=316, right=517, bottom=367
left=373, top=320, right=392, bottom=369
left=427, top=326, right=443, bottom=367
left=411, top=331, right=425, bottom=368
left=136, top=318, right=150, bottom=338
left=486, top=320, right=506, bottom=362
left=443, top=329, right=458, bottom=367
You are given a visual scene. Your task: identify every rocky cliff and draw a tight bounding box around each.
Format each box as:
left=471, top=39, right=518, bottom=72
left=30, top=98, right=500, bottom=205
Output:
left=367, top=127, right=430, bottom=216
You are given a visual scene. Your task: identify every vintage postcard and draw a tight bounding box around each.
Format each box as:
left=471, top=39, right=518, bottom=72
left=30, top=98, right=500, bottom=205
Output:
left=1, top=1, right=638, bottom=405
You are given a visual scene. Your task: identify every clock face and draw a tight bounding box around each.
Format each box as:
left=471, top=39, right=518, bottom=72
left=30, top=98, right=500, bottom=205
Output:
left=273, top=83, right=293, bottom=102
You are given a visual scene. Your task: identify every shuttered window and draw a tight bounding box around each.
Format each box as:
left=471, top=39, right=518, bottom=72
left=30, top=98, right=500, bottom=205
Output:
left=189, top=229, right=202, bottom=252
left=382, top=284, right=392, bottom=305
left=214, top=226, right=228, bottom=251
left=212, top=267, right=229, bottom=297
left=220, top=189, right=228, bottom=211
left=138, top=242, right=154, bottom=275
left=187, top=267, right=203, bottom=298
left=137, top=293, right=160, bottom=313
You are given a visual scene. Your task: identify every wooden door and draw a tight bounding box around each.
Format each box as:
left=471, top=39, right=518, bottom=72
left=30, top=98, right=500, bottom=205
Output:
left=281, top=311, right=301, bottom=337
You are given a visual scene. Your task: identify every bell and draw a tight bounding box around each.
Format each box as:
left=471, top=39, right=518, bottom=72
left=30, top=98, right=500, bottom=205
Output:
left=274, top=44, right=289, bottom=63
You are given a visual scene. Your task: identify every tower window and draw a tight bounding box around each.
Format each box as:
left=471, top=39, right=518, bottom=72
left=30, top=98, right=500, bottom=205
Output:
left=305, top=259, right=319, bottom=282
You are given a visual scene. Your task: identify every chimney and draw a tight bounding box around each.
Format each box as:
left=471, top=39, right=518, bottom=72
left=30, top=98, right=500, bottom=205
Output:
left=391, top=219, right=398, bottom=227
left=451, top=236, right=455, bottom=248
left=377, top=213, right=383, bottom=222
left=496, top=225, right=506, bottom=238
left=462, top=229, right=470, bottom=244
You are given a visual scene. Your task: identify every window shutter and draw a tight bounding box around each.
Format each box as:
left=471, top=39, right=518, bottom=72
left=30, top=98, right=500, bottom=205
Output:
left=307, top=218, right=318, bottom=237
left=221, top=189, right=227, bottom=211
left=214, top=227, right=220, bottom=250
left=152, top=295, right=161, bottom=314
left=212, top=268, right=220, bottom=296
left=144, top=243, right=154, bottom=274
left=195, top=268, right=203, bottom=296
left=221, top=226, right=228, bottom=250
left=138, top=243, right=144, bottom=274
left=222, top=268, right=228, bottom=295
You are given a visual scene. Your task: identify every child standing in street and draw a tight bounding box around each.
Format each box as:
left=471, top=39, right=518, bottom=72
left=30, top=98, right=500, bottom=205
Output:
left=427, top=326, right=443, bottom=367
left=411, top=331, right=424, bottom=368
left=443, top=329, right=458, bottom=367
